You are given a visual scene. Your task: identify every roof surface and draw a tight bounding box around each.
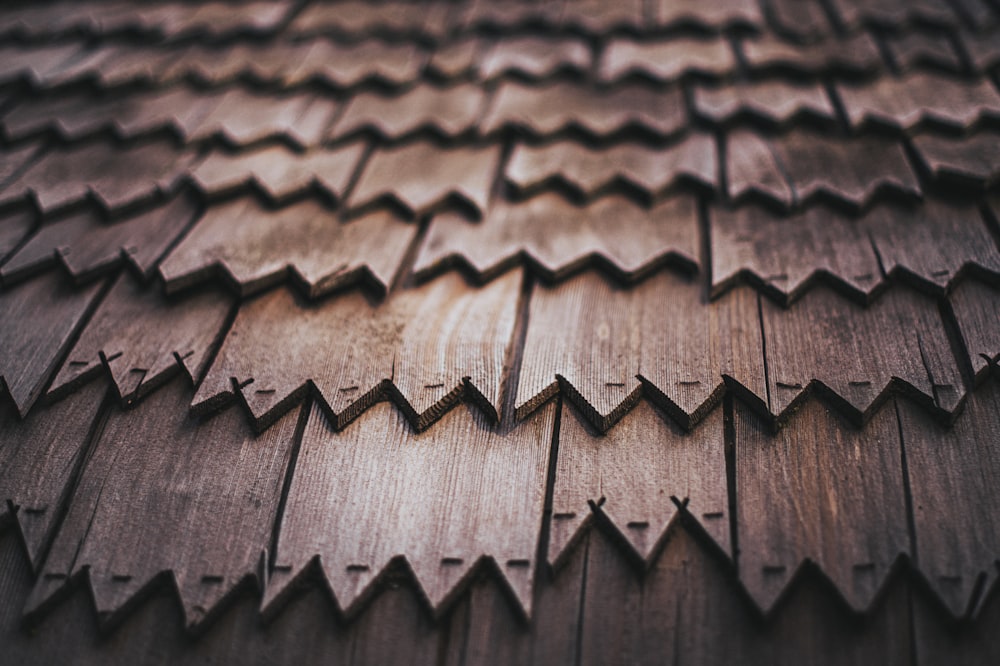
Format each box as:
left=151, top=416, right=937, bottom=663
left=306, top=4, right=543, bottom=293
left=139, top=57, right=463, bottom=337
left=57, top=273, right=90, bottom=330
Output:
left=1, top=0, right=1000, bottom=663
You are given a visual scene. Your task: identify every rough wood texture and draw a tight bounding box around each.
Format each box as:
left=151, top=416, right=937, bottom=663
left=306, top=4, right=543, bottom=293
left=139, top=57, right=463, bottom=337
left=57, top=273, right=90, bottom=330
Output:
left=159, top=196, right=416, bottom=298
left=550, top=401, right=729, bottom=566
left=0, top=380, right=105, bottom=570
left=505, top=135, right=717, bottom=201
left=49, top=271, right=232, bottom=403
left=0, top=271, right=104, bottom=416
left=194, top=270, right=521, bottom=431
left=838, top=73, right=1000, bottom=131
left=761, top=285, right=963, bottom=421
left=415, top=194, right=700, bottom=283
left=0, top=138, right=198, bottom=213
left=693, top=80, right=835, bottom=127
left=711, top=203, right=882, bottom=303
left=27, top=381, right=301, bottom=630
left=516, top=271, right=765, bottom=430
left=190, top=142, right=365, bottom=202
left=264, top=400, right=555, bottom=617
left=1, top=193, right=198, bottom=284
left=348, top=143, right=500, bottom=220
left=480, top=82, right=686, bottom=139
left=912, top=132, right=1000, bottom=191
left=950, top=279, right=1000, bottom=383
left=331, top=84, right=485, bottom=140
left=735, top=399, right=909, bottom=612
left=0, top=208, right=34, bottom=263
left=899, top=380, right=1000, bottom=617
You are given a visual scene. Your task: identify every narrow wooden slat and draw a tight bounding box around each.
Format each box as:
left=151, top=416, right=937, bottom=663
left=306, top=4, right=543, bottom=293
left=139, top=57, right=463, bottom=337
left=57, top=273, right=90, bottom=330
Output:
left=761, top=285, right=963, bottom=420
left=264, top=400, right=555, bottom=618
left=26, top=381, right=301, bottom=630
left=0, top=380, right=105, bottom=570
left=517, top=271, right=764, bottom=431
left=550, top=400, right=729, bottom=566
left=49, top=271, right=232, bottom=402
left=734, top=399, right=909, bottom=612
left=898, top=380, right=1000, bottom=617
left=0, top=271, right=104, bottom=416
left=950, top=279, right=1000, bottom=383
left=195, top=270, right=520, bottom=431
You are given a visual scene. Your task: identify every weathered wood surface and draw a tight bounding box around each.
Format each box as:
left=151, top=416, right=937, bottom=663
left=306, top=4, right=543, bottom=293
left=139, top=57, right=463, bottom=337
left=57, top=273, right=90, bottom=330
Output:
left=950, top=279, right=1000, bottom=383
left=0, top=271, right=104, bottom=416
left=265, top=400, right=555, bottom=617
left=194, top=270, right=521, bottom=430
left=0, top=380, right=105, bottom=570
left=898, top=380, right=1000, bottom=617
left=735, top=399, right=909, bottom=612
left=760, top=285, right=963, bottom=421
left=49, top=271, right=232, bottom=402
left=550, top=400, right=729, bottom=566
left=27, top=380, right=301, bottom=630
left=415, top=194, right=699, bottom=283
left=1, top=194, right=198, bottom=284
left=159, top=196, right=416, bottom=298
left=517, top=271, right=764, bottom=430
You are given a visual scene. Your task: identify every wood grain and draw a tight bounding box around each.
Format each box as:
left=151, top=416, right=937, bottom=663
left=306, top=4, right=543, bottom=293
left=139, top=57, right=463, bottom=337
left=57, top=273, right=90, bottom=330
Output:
left=415, top=194, right=699, bottom=284
left=0, top=380, right=105, bottom=570
left=194, top=270, right=521, bottom=431
left=517, top=271, right=764, bottom=430
left=735, top=399, right=909, bottom=612
left=0, top=271, right=104, bottom=416
left=49, top=271, right=232, bottom=403
left=761, top=285, right=963, bottom=421
left=550, top=400, right=729, bottom=566
left=950, top=279, right=1000, bottom=383
left=898, top=380, right=1000, bottom=617
left=27, top=380, right=301, bottom=630
left=265, top=400, right=555, bottom=617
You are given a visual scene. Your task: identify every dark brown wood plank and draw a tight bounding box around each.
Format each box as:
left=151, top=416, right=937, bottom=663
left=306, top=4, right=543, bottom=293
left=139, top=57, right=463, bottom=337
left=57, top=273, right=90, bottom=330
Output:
left=480, top=81, right=686, bottom=139
left=505, top=135, right=717, bottom=201
left=761, top=285, right=963, bottom=421
left=49, top=271, right=232, bottom=403
left=0, top=138, right=198, bottom=214
left=331, top=84, right=485, bottom=141
left=517, top=271, right=764, bottom=431
left=264, top=400, right=555, bottom=619
left=898, top=380, right=1000, bottom=617
left=839, top=73, right=1000, bottom=132
left=711, top=203, right=882, bottom=302
left=0, top=208, right=34, bottom=264
left=0, top=380, right=105, bottom=570
left=0, top=271, right=104, bottom=416
left=415, top=194, right=699, bottom=283
left=550, top=400, right=729, bottom=566
left=950, top=279, right=1000, bottom=383
left=1, top=193, right=198, bottom=284
left=741, top=33, right=882, bottom=77
left=734, top=399, right=909, bottom=612
left=348, top=143, right=500, bottom=220
left=693, top=80, right=835, bottom=127
left=190, top=142, right=365, bottom=202
left=26, top=380, right=301, bottom=630
left=912, top=132, right=1000, bottom=191
left=159, top=196, right=415, bottom=298
left=194, top=270, right=520, bottom=431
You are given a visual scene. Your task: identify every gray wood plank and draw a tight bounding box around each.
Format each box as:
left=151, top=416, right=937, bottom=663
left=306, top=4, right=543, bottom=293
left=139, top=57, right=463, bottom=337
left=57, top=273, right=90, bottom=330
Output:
left=264, top=400, right=555, bottom=618
left=27, top=381, right=301, bottom=630
left=0, top=380, right=105, bottom=570
left=734, top=399, right=909, bottom=612
left=0, top=271, right=104, bottom=416
left=517, top=271, right=764, bottom=431
left=761, top=285, right=963, bottom=421
left=159, top=196, right=415, bottom=298
left=194, top=270, right=521, bottom=431
left=899, top=380, right=1000, bottom=617
left=415, top=194, right=699, bottom=284
left=49, top=271, right=232, bottom=403
left=0, top=208, right=34, bottom=265
left=550, top=400, right=729, bottom=566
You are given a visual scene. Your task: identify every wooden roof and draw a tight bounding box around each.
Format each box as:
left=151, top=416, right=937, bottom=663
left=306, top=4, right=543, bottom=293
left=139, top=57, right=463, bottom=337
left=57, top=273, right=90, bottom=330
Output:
left=1, top=0, right=1000, bottom=662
